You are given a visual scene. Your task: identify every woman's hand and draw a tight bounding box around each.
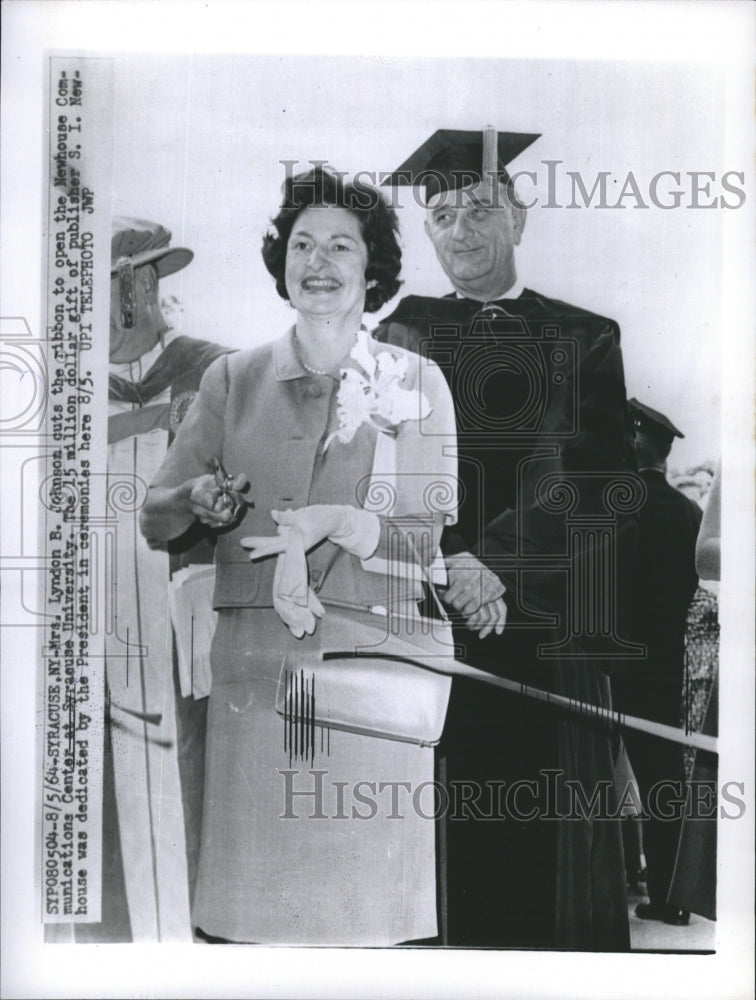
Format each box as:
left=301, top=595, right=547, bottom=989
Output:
left=140, top=470, right=249, bottom=544
left=187, top=472, right=249, bottom=529
left=271, top=506, right=349, bottom=551
left=241, top=505, right=379, bottom=560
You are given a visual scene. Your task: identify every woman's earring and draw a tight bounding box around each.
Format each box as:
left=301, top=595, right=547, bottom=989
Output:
left=366, top=279, right=378, bottom=289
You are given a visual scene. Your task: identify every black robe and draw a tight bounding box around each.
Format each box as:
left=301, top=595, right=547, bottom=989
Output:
left=612, top=469, right=703, bottom=913
left=375, top=289, right=639, bottom=950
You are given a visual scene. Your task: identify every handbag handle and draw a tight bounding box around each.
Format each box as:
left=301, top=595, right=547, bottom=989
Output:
left=404, top=534, right=451, bottom=624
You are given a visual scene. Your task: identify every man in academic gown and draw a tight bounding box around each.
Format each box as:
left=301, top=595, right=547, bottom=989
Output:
left=375, top=129, right=640, bottom=950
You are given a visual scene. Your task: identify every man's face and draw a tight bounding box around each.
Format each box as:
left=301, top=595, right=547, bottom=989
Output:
left=424, top=181, right=525, bottom=300
left=109, top=266, right=161, bottom=364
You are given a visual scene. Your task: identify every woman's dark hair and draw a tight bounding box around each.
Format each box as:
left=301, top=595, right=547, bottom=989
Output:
left=261, top=167, right=402, bottom=313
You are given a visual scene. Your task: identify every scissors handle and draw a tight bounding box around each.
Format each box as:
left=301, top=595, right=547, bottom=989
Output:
left=212, top=456, right=252, bottom=515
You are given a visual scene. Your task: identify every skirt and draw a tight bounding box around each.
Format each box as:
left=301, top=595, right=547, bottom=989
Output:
left=192, top=608, right=438, bottom=945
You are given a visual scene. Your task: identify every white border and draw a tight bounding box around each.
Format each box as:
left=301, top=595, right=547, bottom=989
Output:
left=2, top=3, right=753, bottom=998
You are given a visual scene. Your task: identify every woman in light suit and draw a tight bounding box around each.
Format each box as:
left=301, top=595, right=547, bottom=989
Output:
left=141, top=167, right=458, bottom=945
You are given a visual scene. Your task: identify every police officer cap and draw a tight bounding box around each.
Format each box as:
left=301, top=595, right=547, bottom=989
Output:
left=110, top=217, right=194, bottom=278
left=382, top=127, right=540, bottom=202
left=628, top=398, right=684, bottom=440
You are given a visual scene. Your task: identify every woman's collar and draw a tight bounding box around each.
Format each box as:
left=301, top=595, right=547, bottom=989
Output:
left=273, top=325, right=369, bottom=381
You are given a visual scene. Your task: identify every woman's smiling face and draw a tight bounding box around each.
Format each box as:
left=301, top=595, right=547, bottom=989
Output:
left=285, top=206, right=369, bottom=325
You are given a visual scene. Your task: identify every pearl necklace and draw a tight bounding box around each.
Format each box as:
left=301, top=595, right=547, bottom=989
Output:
left=293, top=332, right=335, bottom=376
left=293, top=330, right=365, bottom=377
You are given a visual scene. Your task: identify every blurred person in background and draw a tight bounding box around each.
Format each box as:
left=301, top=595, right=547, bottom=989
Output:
left=613, top=399, right=702, bottom=926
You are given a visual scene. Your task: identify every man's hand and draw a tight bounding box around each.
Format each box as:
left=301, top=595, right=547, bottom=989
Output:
left=443, top=551, right=507, bottom=638
left=462, top=596, right=508, bottom=639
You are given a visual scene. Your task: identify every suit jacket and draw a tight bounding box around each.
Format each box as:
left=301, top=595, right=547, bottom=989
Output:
left=151, top=328, right=458, bottom=611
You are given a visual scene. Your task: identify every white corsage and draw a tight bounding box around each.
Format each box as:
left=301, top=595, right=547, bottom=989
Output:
left=324, top=330, right=432, bottom=451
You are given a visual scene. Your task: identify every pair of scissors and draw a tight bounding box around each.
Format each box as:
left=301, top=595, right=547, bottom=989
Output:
left=212, top=457, right=253, bottom=519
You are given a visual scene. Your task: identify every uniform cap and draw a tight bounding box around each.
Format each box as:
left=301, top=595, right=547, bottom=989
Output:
left=110, top=217, right=193, bottom=277
left=381, top=127, right=540, bottom=203
left=628, top=398, right=684, bottom=439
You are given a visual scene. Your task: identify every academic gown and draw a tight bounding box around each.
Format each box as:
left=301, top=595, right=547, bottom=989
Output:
left=375, top=289, right=639, bottom=950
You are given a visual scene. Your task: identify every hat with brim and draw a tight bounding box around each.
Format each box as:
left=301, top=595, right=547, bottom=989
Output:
left=110, top=216, right=194, bottom=278
left=628, top=397, right=684, bottom=439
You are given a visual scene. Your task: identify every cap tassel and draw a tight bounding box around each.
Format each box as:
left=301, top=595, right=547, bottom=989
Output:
left=482, top=124, right=498, bottom=184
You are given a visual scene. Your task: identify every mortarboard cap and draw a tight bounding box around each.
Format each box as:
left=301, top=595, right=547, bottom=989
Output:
left=382, top=127, right=540, bottom=203
left=110, top=217, right=193, bottom=278
left=628, top=398, right=684, bottom=440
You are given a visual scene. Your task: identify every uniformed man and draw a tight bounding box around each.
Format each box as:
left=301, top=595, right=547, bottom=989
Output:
left=376, top=129, right=639, bottom=949
left=614, top=399, right=703, bottom=926
left=100, top=219, right=233, bottom=940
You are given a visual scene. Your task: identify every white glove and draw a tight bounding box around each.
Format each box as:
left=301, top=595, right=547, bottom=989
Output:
left=241, top=506, right=379, bottom=637
left=270, top=526, right=324, bottom=638
left=241, top=504, right=380, bottom=560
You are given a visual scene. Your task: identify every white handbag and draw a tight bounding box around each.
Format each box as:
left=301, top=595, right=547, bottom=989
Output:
left=275, top=598, right=456, bottom=751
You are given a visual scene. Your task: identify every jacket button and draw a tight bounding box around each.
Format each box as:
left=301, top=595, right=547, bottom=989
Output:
left=310, top=569, right=322, bottom=584
left=306, top=384, right=322, bottom=398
